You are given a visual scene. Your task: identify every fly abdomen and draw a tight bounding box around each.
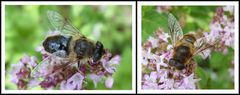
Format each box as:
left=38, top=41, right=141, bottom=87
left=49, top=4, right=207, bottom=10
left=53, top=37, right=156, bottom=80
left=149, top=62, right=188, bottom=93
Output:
left=43, top=35, right=72, bottom=58
left=174, top=45, right=191, bottom=63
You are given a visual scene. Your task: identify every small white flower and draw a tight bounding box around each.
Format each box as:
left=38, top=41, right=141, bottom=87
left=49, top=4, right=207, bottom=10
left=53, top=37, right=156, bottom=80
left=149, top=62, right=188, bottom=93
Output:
left=29, top=56, right=38, bottom=67
left=158, top=70, right=168, bottom=83
left=105, top=76, right=114, bottom=88
left=143, top=72, right=159, bottom=89
left=28, top=78, right=41, bottom=87
left=89, top=74, right=102, bottom=88
left=20, top=55, right=31, bottom=64
left=223, top=6, right=234, bottom=14
left=155, top=55, right=168, bottom=72
left=10, top=63, right=24, bottom=84
left=142, top=48, right=168, bottom=68
left=144, top=72, right=158, bottom=83
left=148, top=36, right=159, bottom=48
left=179, top=73, right=200, bottom=89
left=60, top=73, right=84, bottom=90
left=163, top=79, right=174, bottom=89
left=102, top=55, right=120, bottom=73
left=161, top=33, right=170, bottom=42
left=167, top=44, right=173, bottom=50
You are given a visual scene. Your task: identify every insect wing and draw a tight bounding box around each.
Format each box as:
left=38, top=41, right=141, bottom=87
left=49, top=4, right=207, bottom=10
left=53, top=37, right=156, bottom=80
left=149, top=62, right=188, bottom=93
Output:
left=47, top=10, right=83, bottom=37
left=30, top=57, right=50, bottom=78
left=47, top=10, right=64, bottom=30
left=168, top=13, right=183, bottom=46
left=193, top=36, right=221, bottom=56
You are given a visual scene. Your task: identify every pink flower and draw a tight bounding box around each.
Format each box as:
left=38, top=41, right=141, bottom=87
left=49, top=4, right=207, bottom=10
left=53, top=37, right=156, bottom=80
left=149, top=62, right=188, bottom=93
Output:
left=148, top=36, right=159, bottom=48
left=102, top=55, right=121, bottom=73
left=155, top=55, right=168, bottom=72
left=105, top=76, right=114, bottom=89
left=39, top=76, right=57, bottom=89
left=158, top=70, right=168, bottom=83
left=142, top=49, right=151, bottom=66
left=162, top=79, right=174, bottom=89
left=178, top=74, right=200, bottom=89
left=20, top=55, right=31, bottom=64
left=158, top=32, right=170, bottom=42
left=144, top=72, right=158, bottom=83
left=209, top=7, right=234, bottom=50
left=142, top=49, right=168, bottom=67
left=29, top=56, right=38, bottom=67
left=60, top=73, right=84, bottom=90
left=11, top=48, right=120, bottom=90
left=27, top=78, right=41, bottom=87
left=10, top=63, right=24, bottom=84
left=216, top=7, right=224, bottom=17
left=142, top=82, right=158, bottom=89
left=10, top=54, right=37, bottom=90
left=142, top=72, right=158, bottom=89
left=89, top=74, right=103, bottom=88
left=35, top=46, right=47, bottom=55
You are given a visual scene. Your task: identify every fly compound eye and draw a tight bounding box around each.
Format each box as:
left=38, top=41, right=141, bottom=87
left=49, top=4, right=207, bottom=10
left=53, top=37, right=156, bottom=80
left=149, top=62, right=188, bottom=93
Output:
left=96, top=41, right=103, bottom=49
left=175, top=63, right=185, bottom=70
left=169, top=58, right=176, bottom=66
left=43, top=35, right=71, bottom=57
left=50, top=43, right=60, bottom=51
left=93, top=41, right=104, bottom=62
left=169, top=58, right=185, bottom=70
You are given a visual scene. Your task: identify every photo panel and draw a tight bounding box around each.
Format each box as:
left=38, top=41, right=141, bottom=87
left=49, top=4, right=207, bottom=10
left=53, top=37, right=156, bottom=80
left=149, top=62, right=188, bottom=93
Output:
left=2, top=1, right=136, bottom=94
left=138, top=1, right=238, bottom=94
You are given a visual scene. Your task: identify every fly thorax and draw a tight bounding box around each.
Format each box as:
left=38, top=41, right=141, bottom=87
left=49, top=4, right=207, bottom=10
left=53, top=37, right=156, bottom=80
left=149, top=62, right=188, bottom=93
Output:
left=74, top=39, right=94, bottom=59
left=182, top=35, right=196, bottom=44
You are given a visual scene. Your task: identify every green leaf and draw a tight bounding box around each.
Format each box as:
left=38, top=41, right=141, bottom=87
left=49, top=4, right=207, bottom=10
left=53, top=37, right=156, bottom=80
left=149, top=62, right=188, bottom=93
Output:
left=111, top=46, right=132, bottom=90
left=142, top=8, right=168, bottom=42
left=195, top=67, right=210, bottom=88
left=209, top=51, right=231, bottom=70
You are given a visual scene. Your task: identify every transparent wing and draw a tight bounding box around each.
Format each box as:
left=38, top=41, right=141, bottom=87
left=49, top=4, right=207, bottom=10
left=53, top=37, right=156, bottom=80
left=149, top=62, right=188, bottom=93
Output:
left=168, top=13, right=183, bottom=46
left=47, top=10, right=84, bottom=37
left=193, top=36, right=221, bottom=56
left=193, top=37, right=207, bottom=55
left=30, top=57, right=50, bottom=78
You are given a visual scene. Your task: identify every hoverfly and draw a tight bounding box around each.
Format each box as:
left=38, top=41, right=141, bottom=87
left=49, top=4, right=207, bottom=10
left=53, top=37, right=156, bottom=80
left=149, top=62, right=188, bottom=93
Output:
left=31, top=10, right=104, bottom=76
left=167, top=13, right=220, bottom=70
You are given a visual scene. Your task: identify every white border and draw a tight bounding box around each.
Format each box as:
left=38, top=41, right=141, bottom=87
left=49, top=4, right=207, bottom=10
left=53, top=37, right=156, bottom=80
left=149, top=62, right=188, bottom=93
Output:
left=138, top=1, right=239, bottom=94
left=1, top=1, right=136, bottom=94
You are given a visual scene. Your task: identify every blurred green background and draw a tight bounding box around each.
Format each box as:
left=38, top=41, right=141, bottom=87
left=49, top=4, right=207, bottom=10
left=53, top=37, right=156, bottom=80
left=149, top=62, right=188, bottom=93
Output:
left=142, top=6, right=234, bottom=89
left=5, top=5, right=132, bottom=90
